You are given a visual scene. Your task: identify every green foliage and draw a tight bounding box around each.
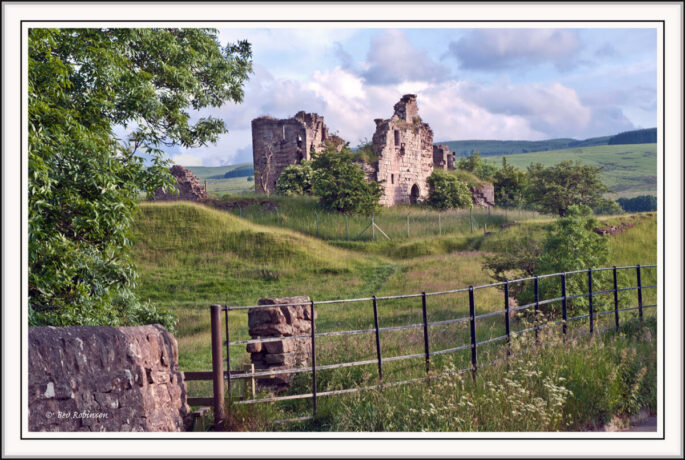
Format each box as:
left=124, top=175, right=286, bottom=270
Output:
left=222, top=165, right=254, bottom=179
left=526, top=161, right=609, bottom=216
left=427, top=170, right=473, bottom=210
left=493, top=157, right=528, bottom=208
left=617, top=195, right=657, bottom=212
left=352, top=139, right=380, bottom=163
left=311, top=145, right=382, bottom=214
left=533, top=205, right=609, bottom=314
left=456, top=151, right=498, bottom=181
left=487, top=144, right=656, bottom=197
left=29, top=28, right=252, bottom=330
left=608, top=128, right=656, bottom=145
left=593, top=198, right=624, bottom=216
left=276, top=161, right=314, bottom=196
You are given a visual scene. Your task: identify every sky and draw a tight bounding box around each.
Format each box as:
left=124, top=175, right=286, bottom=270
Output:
left=168, top=27, right=657, bottom=167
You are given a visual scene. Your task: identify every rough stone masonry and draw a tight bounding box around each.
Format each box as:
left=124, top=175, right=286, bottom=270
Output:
left=29, top=325, right=191, bottom=432
left=150, top=164, right=208, bottom=202
left=251, top=111, right=333, bottom=195
left=247, top=296, right=316, bottom=391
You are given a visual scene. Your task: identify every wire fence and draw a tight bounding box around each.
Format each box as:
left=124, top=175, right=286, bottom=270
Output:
left=191, top=264, right=657, bottom=427
left=224, top=204, right=553, bottom=241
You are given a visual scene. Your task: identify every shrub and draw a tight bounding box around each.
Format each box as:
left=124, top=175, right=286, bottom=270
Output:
left=311, top=145, right=382, bottom=214
left=276, top=161, right=314, bottom=196
left=427, top=170, right=473, bottom=210
left=617, top=195, right=657, bottom=213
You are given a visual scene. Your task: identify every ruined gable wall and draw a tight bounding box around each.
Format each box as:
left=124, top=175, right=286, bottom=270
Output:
left=372, top=95, right=434, bottom=206
left=252, top=113, right=329, bottom=195
left=433, top=144, right=455, bottom=170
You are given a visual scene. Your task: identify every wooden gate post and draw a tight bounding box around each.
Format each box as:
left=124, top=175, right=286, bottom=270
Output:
left=210, top=304, right=226, bottom=428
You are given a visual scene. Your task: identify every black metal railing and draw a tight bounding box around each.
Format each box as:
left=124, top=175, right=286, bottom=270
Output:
left=200, top=264, right=656, bottom=427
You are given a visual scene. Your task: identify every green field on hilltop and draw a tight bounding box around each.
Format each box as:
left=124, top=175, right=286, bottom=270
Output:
left=486, top=143, right=657, bottom=197
left=185, top=164, right=255, bottom=196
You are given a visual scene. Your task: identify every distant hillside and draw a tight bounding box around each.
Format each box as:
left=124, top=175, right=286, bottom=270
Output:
left=608, top=128, right=656, bottom=145
left=439, top=128, right=654, bottom=158
left=487, top=143, right=656, bottom=197
left=185, top=163, right=251, bottom=180
left=220, top=165, right=253, bottom=179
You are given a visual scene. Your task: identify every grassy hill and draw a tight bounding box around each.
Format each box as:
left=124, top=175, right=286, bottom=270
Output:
left=487, top=143, right=657, bottom=197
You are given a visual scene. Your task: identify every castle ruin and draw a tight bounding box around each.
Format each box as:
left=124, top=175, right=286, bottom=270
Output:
left=251, top=111, right=331, bottom=195
left=250, top=94, right=493, bottom=207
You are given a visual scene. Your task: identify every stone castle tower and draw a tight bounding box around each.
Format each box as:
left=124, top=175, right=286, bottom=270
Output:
left=370, top=94, right=436, bottom=206
left=251, top=111, right=330, bottom=195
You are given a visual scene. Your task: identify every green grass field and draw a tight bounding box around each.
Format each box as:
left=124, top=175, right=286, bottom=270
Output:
left=130, top=200, right=657, bottom=431
left=487, top=143, right=657, bottom=198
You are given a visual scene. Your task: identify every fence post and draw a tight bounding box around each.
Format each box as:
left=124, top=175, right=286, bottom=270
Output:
left=224, top=307, right=231, bottom=398
left=588, top=268, right=594, bottom=334
left=315, top=212, right=319, bottom=237
left=534, top=275, right=540, bottom=342
left=407, top=215, right=410, bottom=238
left=310, top=300, right=317, bottom=416
left=275, top=207, right=279, bottom=224
left=421, top=292, right=430, bottom=374
left=372, top=213, right=376, bottom=241
left=613, top=266, right=620, bottom=330
left=504, top=280, right=511, bottom=356
left=372, top=295, right=383, bottom=382
left=468, top=286, right=477, bottom=380
left=561, top=274, right=567, bottom=339
left=636, top=264, right=643, bottom=321
left=238, top=204, right=242, bottom=218
left=345, top=214, right=349, bottom=240
left=210, top=304, right=225, bottom=428
left=470, top=207, right=473, bottom=233
left=438, top=213, right=442, bottom=235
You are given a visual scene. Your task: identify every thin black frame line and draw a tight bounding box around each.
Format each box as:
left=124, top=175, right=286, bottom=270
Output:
left=19, top=18, right=666, bottom=441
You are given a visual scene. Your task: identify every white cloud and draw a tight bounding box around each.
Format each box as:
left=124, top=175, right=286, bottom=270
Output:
left=448, top=29, right=583, bottom=71
left=362, top=30, right=450, bottom=84
left=171, top=153, right=203, bottom=167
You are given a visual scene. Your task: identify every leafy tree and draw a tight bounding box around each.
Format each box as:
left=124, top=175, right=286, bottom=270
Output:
left=311, top=145, right=382, bottom=214
left=526, top=161, right=608, bottom=216
left=457, top=150, right=498, bottom=181
left=483, top=205, right=608, bottom=315
left=617, top=195, right=657, bottom=213
left=534, top=205, right=609, bottom=314
left=427, top=170, right=473, bottom=210
left=592, top=198, right=624, bottom=215
left=276, top=161, right=314, bottom=196
left=492, top=157, right=528, bottom=209
left=29, top=28, right=252, bottom=330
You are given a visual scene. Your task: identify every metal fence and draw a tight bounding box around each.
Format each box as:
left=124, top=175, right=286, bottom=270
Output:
left=190, top=264, right=656, bottom=427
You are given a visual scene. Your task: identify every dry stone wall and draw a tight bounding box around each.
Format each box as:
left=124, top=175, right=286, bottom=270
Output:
left=29, top=325, right=191, bottom=432
left=470, top=184, right=495, bottom=208
left=247, top=296, right=316, bottom=391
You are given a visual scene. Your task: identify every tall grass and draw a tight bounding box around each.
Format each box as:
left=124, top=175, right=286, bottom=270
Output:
left=214, top=195, right=553, bottom=242
left=221, top=317, right=656, bottom=432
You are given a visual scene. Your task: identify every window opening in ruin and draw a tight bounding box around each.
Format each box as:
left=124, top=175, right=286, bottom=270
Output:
left=394, top=130, right=400, bottom=146
left=391, top=174, right=394, bottom=184
left=410, top=184, right=420, bottom=204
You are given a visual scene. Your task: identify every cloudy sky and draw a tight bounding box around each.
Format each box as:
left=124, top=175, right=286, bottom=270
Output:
left=170, top=27, right=657, bottom=167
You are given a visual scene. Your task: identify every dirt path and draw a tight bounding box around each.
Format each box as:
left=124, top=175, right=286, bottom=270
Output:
left=620, top=414, right=657, bottom=432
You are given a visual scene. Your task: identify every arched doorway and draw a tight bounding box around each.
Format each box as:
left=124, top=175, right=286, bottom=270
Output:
left=410, top=184, right=420, bottom=204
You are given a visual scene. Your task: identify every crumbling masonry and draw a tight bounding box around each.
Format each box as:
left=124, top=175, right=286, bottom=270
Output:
left=251, top=111, right=331, bottom=195
left=251, top=94, right=493, bottom=207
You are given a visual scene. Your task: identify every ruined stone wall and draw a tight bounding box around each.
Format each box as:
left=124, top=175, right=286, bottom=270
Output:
left=247, top=296, right=315, bottom=391
left=29, top=325, right=191, bottom=432
left=433, top=144, right=455, bottom=170
left=470, top=184, right=495, bottom=208
left=371, top=95, right=435, bottom=206
left=151, top=165, right=208, bottom=202
left=252, top=112, right=330, bottom=195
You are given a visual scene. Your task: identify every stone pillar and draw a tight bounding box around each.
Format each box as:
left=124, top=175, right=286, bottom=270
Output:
left=247, top=296, right=316, bottom=391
